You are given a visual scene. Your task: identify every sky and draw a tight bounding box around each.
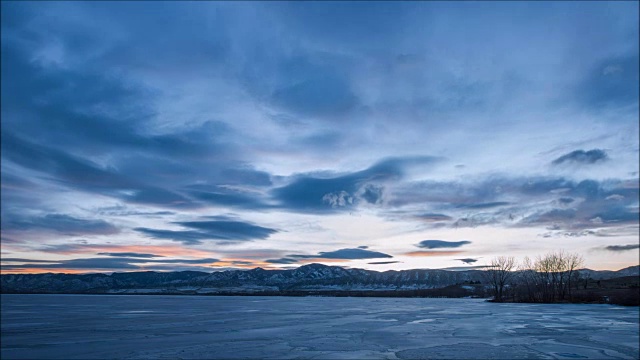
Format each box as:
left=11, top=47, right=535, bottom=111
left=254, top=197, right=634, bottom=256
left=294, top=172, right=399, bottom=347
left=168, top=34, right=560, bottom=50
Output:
left=1, top=1, right=639, bottom=274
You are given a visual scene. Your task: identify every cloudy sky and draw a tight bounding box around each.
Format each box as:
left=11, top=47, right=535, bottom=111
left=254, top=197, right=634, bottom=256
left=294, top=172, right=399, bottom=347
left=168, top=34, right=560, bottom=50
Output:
left=2, top=1, right=638, bottom=274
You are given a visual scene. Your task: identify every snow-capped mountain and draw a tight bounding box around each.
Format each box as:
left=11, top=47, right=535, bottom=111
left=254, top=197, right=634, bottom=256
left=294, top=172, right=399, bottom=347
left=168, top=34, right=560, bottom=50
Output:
left=1, top=263, right=637, bottom=294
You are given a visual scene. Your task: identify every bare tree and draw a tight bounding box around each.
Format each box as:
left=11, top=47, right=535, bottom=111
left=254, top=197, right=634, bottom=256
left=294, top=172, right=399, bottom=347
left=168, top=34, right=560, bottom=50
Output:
left=516, top=256, right=538, bottom=302
left=482, top=256, right=516, bottom=302
left=523, top=250, right=585, bottom=302
left=564, top=252, right=584, bottom=300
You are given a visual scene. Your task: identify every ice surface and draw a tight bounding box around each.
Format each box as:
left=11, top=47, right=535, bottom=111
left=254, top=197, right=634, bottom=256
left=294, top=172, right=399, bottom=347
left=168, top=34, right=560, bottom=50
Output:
left=1, top=295, right=638, bottom=359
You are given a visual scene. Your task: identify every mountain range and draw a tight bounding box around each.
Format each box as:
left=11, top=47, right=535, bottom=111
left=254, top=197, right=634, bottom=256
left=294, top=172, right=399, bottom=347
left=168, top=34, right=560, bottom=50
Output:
left=1, top=263, right=638, bottom=295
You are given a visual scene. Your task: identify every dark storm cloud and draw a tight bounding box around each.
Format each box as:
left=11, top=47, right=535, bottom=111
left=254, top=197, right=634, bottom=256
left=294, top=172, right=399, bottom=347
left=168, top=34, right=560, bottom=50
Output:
left=552, top=149, right=609, bottom=166
left=417, top=240, right=471, bottom=249
left=4, top=213, right=119, bottom=236
left=135, top=219, right=278, bottom=245
left=288, top=248, right=393, bottom=260
left=368, top=261, right=401, bottom=265
left=272, top=156, right=439, bottom=213
left=603, top=244, right=640, bottom=252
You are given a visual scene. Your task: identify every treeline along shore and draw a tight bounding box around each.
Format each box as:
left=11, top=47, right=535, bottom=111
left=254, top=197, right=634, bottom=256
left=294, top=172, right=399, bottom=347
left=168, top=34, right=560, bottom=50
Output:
left=2, top=256, right=638, bottom=305
left=482, top=251, right=639, bottom=306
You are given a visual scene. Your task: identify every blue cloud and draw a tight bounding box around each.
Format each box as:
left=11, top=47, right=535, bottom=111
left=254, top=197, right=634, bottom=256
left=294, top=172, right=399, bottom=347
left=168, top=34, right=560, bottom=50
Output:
left=135, top=218, right=278, bottom=245
left=265, top=258, right=300, bottom=265
left=132, top=228, right=211, bottom=245
left=120, top=188, right=197, bottom=209
left=97, top=252, right=163, bottom=258
left=0, top=256, right=219, bottom=271
left=455, top=258, right=479, bottom=264
left=185, top=185, right=271, bottom=209
left=414, top=213, right=453, bottom=221
left=603, top=244, right=640, bottom=252
left=552, top=149, right=609, bottom=165
left=4, top=213, right=119, bottom=236
left=268, top=248, right=393, bottom=263
left=174, top=220, right=278, bottom=240
left=522, top=209, right=577, bottom=225
left=272, top=156, right=438, bottom=213
left=2, top=258, right=61, bottom=264
left=1, top=132, right=134, bottom=191
left=416, top=240, right=471, bottom=249
left=289, top=248, right=393, bottom=260
left=457, top=202, right=511, bottom=209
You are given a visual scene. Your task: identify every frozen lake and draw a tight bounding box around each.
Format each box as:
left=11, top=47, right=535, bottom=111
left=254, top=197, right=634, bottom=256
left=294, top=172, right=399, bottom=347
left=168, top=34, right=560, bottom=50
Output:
left=1, top=295, right=638, bottom=359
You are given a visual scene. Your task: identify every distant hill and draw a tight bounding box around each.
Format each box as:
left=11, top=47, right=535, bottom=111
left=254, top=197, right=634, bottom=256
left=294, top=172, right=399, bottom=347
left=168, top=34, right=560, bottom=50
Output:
left=577, top=265, right=640, bottom=280
left=1, top=263, right=637, bottom=295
